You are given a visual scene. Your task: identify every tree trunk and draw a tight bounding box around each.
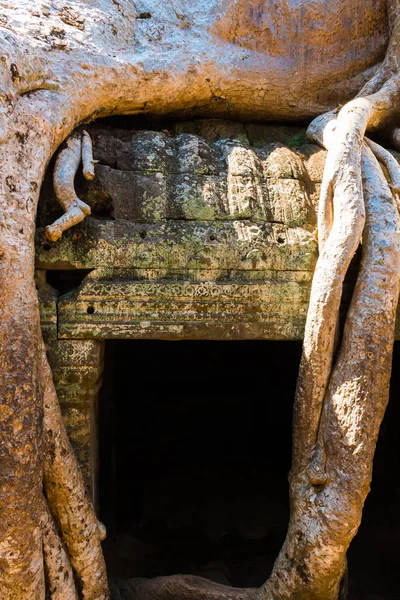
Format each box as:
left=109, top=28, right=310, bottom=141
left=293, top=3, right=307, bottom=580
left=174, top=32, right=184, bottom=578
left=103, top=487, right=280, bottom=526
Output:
left=0, top=94, right=57, bottom=600
left=0, top=1, right=400, bottom=599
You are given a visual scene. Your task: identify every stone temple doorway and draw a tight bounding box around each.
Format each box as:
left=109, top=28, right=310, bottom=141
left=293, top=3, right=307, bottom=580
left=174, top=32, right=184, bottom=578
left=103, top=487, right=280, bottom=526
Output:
left=98, top=340, right=300, bottom=587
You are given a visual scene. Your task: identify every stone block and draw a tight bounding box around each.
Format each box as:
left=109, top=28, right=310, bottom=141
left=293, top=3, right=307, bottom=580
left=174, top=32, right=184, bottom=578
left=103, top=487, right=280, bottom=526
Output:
left=116, top=131, right=175, bottom=173
left=57, top=274, right=311, bottom=341
left=36, top=219, right=318, bottom=272
left=167, top=174, right=227, bottom=220
left=83, top=165, right=167, bottom=222
left=175, top=133, right=223, bottom=175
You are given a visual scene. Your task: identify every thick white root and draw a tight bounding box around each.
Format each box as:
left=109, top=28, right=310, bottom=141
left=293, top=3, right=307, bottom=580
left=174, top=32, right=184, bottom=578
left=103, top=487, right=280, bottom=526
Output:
left=45, top=131, right=93, bottom=242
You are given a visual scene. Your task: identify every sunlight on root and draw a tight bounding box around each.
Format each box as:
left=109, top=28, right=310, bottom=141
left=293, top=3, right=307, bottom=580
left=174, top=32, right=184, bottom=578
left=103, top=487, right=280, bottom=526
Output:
left=45, top=130, right=94, bottom=243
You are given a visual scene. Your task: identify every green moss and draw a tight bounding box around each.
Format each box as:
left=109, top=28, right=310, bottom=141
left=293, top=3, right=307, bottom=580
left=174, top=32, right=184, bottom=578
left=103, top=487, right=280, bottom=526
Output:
left=286, top=130, right=308, bottom=148
left=234, top=134, right=250, bottom=145
left=181, top=196, right=215, bottom=220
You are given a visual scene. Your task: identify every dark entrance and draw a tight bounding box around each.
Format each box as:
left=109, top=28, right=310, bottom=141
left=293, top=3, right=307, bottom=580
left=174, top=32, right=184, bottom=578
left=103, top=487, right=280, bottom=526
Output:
left=99, top=340, right=299, bottom=586
left=99, top=340, right=400, bottom=599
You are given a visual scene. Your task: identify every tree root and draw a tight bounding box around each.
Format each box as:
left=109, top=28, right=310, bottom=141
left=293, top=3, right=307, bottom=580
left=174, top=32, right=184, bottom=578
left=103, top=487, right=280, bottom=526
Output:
left=82, top=130, right=96, bottom=181
left=41, top=496, right=78, bottom=600
left=45, top=131, right=93, bottom=243
left=365, top=137, right=400, bottom=203
left=293, top=97, right=371, bottom=481
left=110, top=575, right=262, bottom=600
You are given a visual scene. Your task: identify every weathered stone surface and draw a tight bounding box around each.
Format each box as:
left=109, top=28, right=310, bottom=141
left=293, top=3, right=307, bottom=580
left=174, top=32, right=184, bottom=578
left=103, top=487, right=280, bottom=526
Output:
left=42, top=130, right=322, bottom=226
left=167, top=175, right=227, bottom=220
left=57, top=272, right=312, bottom=340
left=89, top=127, right=132, bottom=168
left=175, top=134, right=224, bottom=175
left=89, top=165, right=168, bottom=222
left=36, top=219, right=318, bottom=272
left=36, top=129, right=400, bottom=348
left=35, top=130, right=400, bottom=348
left=38, top=263, right=400, bottom=342
left=116, top=131, right=176, bottom=173
left=298, top=144, right=327, bottom=183
left=37, top=281, right=58, bottom=342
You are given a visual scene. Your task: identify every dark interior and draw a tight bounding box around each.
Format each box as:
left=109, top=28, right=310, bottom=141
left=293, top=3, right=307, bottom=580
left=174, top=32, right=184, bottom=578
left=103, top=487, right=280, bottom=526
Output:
left=347, top=342, right=400, bottom=600
left=99, top=340, right=400, bottom=599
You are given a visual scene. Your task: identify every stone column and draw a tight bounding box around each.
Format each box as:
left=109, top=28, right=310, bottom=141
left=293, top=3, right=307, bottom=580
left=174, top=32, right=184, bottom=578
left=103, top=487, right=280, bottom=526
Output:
left=45, top=338, right=104, bottom=509
left=38, top=275, right=105, bottom=509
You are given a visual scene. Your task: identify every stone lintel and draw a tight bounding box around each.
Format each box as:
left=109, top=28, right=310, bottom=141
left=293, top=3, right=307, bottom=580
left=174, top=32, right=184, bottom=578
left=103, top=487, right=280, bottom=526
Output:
left=57, top=272, right=313, bottom=341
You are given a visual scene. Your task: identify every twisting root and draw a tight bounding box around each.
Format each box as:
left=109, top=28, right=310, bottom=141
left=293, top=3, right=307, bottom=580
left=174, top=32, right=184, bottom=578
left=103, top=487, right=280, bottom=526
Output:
left=41, top=496, right=78, bottom=600
left=365, top=137, right=400, bottom=208
left=82, top=130, right=96, bottom=181
left=45, top=131, right=93, bottom=243
left=301, top=100, right=373, bottom=486
left=41, top=345, right=110, bottom=600
left=292, top=98, right=372, bottom=483
left=307, top=114, right=337, bottom=250
left=301, top=45, right=400, bottom=482
left=260, top=139, right=400, bottom=600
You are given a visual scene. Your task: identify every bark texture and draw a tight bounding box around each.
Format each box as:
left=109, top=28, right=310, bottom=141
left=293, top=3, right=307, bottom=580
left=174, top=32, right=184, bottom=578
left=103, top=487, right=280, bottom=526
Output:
left=0, top=1, right=399, bottom=599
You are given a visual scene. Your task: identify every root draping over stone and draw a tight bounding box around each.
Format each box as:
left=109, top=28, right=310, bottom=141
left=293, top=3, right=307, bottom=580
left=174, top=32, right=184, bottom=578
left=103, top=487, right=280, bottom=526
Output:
left=45, top=132, right=92, bottom=243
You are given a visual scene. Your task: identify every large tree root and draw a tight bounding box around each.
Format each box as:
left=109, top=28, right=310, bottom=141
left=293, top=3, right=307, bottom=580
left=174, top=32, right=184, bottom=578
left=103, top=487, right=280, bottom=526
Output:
left=41, top=496, right=78, bottom=600
left=0, top=84, right=110, bottom=599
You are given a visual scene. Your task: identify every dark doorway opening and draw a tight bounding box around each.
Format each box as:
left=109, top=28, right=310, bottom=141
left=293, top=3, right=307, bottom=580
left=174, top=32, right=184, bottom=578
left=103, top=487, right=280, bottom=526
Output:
left=99, top=340, right=299, bottom=586
left=99, top=340, right=400, bottom=599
